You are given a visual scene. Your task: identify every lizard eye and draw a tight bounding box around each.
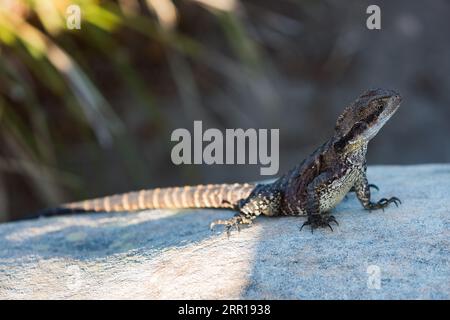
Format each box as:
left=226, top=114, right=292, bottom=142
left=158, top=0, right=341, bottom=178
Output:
left=364, top=113, right=376, bottom=124
left=353, top=121, right=368, bottom=131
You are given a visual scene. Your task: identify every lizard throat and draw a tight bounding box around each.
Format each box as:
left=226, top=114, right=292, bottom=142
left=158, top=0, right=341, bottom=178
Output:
left=342, top=142, right=368, bottom=165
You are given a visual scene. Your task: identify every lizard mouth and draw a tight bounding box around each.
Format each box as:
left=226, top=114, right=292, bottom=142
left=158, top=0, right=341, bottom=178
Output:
left=381, top=94, right=402, bottom=120
left=386, top=94, right=402, bottom=114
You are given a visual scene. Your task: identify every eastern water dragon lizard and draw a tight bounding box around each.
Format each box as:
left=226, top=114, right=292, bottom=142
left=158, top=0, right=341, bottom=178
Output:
left=33, top=88, right=402, bottom=233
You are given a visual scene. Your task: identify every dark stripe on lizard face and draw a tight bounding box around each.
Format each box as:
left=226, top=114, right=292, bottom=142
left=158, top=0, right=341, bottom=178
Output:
left=363, top=100, right=385, bottom=125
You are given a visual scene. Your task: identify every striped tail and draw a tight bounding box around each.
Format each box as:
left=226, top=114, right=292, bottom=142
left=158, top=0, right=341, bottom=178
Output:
left=33, top=183, right=256, bottom=218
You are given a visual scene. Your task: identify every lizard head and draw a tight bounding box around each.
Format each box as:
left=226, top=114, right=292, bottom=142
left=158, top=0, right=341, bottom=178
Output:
left=334, top=88, right=402, bottom=151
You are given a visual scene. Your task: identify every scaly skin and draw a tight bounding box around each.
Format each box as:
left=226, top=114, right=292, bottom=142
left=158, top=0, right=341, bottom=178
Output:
left=32, top=88, right=402, bottom=235
left=211, top=88, right=402, bottom=234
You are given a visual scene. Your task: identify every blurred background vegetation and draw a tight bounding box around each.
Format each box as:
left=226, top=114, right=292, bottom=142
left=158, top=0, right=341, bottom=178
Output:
left=1, top=0, right=449, bottom=221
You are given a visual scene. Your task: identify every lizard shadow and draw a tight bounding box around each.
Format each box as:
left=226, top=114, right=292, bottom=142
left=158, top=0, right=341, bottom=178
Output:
left=238, top=194, right=365, bottom=299
left=0, top=209, right=235, bottom=261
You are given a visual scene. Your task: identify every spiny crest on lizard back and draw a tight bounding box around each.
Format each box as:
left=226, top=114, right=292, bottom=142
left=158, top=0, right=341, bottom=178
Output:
left=333, top=88, right=402, bottom=151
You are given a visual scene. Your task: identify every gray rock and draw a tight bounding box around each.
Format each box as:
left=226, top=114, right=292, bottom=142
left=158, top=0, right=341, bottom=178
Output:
left=0, top=164, right=449, bottom=299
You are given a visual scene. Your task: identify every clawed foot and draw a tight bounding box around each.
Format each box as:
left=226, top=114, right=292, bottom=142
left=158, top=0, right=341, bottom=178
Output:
left=368, top=196, right=401, bottom=211
left=300, top=214, right=339, bottom=233
left=210, top=214, right=252, bottom=237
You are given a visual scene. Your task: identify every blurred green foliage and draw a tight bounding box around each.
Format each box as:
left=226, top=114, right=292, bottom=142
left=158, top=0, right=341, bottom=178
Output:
left=0, top=0, right=263, bottom=220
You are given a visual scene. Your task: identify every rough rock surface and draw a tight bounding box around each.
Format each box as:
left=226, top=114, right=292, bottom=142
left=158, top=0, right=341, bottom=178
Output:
left=0, top=164, right=449, bottom=299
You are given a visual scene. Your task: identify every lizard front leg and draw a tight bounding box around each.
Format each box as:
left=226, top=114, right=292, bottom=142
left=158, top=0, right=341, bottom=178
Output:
left=354, top=170, right=401, bottom=211
left=300, top=172, right=339, bottom=233
left=349, top=183, right=379, bottom=193
left=345, top=183, right=378, bottom=200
